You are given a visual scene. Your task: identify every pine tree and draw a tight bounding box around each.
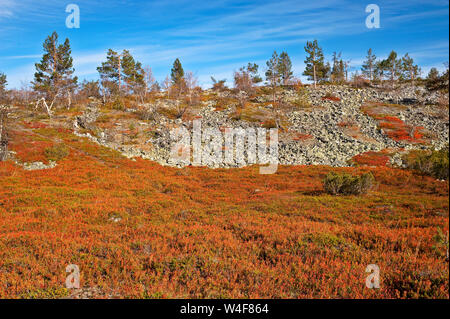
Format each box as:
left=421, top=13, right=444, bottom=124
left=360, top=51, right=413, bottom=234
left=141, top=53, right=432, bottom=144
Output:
left=244, top=63, right=263, bottom=84
left=401, top=53, right=420, bottom=84
left=277, top=51, right=293, bottom=85
left=374, top=59, right=388, bottom=82
left=426, top=64, right=449, bottom=92
left=33, top=31, right=77, bottom=107
left=171, top=58, right=185, bottom=85
left=303, top=40, right=326, bottom=88
left=121, top=50, right=145, bottom=94
left=97, top=49, right=144, bottom=98
left=79, top=80, right=101, bottom=99
left=361, top=48, right=376, bottom=82
left=384, top=50, right=401, bottom=87
left=97, top=49, right=121, bottom=97
left=331, top=52, right=345, bottom=83
left=427, top=67, right=439, bottom=80
left=170, top=58, right=185, bottom=97
left=265, top=51, right=281, bottom=103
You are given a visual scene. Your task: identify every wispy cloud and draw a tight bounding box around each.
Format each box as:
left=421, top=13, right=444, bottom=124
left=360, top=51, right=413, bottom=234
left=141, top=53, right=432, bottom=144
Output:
left=2, top=54, right=41, bottom=60
left=0, top=0, right=15, bottom=19
left=0, top=0, right=448, bottom=88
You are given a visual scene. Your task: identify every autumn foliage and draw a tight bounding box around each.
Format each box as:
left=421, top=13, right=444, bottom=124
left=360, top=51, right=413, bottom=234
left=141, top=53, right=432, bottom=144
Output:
left=0, top=121, right=448, bottom=299
left=362, top=103, right=426, bottom=143
left=351, top=150, right=391, bottom=167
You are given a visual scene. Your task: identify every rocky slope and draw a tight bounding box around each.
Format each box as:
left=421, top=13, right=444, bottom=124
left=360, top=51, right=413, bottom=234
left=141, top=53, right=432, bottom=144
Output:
left=74, top=84, right=449, bottom=168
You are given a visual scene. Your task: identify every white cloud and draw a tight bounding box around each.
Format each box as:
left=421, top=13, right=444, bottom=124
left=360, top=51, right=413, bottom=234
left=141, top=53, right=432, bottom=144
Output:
left=2, top=54, right=41, bottom=60
left=0, top=0, right=15, bottom=19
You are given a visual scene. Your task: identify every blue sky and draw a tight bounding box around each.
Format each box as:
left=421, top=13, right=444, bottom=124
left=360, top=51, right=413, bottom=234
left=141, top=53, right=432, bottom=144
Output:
left=0, top=0, right=448, bottom=89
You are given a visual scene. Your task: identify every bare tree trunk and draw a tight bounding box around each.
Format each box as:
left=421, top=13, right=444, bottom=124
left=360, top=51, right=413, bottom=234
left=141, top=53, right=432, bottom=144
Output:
left=313, top=64, right=317, bottom=89
left=36, top=92, right=59, bottom=117
left=67, top=90, right=72, bottom=110
left=272, top=79, right=276, bottom=104
left=118, top=55, right=122, bottom=96
left=391, top=66, right=395, bottom=88
left=101, top=86, right=106, bottom=104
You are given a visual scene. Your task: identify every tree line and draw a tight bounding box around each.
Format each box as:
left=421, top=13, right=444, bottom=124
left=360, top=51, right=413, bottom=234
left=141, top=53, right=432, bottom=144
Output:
left=0, top=32, right=448, bottom=115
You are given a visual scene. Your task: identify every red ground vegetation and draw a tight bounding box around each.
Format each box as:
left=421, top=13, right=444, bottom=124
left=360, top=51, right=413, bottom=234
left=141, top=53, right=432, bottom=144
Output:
left=363, top=105, right=425, bottom=143
left=351, top=151, right=391, bottom=167
left=321, top=95, right=341, bottom=102
left=0, top=124, right=448, bottom=299
left=378, top=116, right=424, bottom=142
left=293, top=133, right=313, bottom=141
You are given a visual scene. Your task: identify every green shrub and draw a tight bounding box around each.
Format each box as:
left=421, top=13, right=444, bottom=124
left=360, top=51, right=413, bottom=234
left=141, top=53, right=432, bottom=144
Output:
left=403, top=146, right=449, bottom=180
left=45, top=144, right=69, bottom=162
left=136, top=108, right=155, bottom=121
left=323, top=172, right=375, bottom=195
left=112, top=98, right=125, bottom=111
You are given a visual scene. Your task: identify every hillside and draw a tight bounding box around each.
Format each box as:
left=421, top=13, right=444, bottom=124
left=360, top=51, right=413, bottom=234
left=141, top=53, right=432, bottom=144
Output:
left=0, top=83, right=448, bottom=298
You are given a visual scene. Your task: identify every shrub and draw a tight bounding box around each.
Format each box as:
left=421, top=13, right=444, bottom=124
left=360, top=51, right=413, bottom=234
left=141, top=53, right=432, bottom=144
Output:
left=323, top=172, right=375, bottom=195
left=425, top=68, right=449, bottom=93
left=158, top=104, right=187, bottom=120
left=403, top=146, right=449, bottom=180
left=211, top=77, right=228, bottom=92
left=112, top=98, right=125, bottom=111
left=45, top=143, right=69, bottom=162
left=351, top=75, right=371, bottom=88
left=262, top=119, right=277, bottom=129
left=213, top=96, right=237, bottom=111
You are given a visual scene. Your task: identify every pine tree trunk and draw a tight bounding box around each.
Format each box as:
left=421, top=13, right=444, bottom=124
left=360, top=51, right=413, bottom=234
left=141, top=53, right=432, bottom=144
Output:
left=391, top=66, right=395, bottom=88
left=313, top=64, right=317, bottom=89
left=118, top=57, right=122, bottom=96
